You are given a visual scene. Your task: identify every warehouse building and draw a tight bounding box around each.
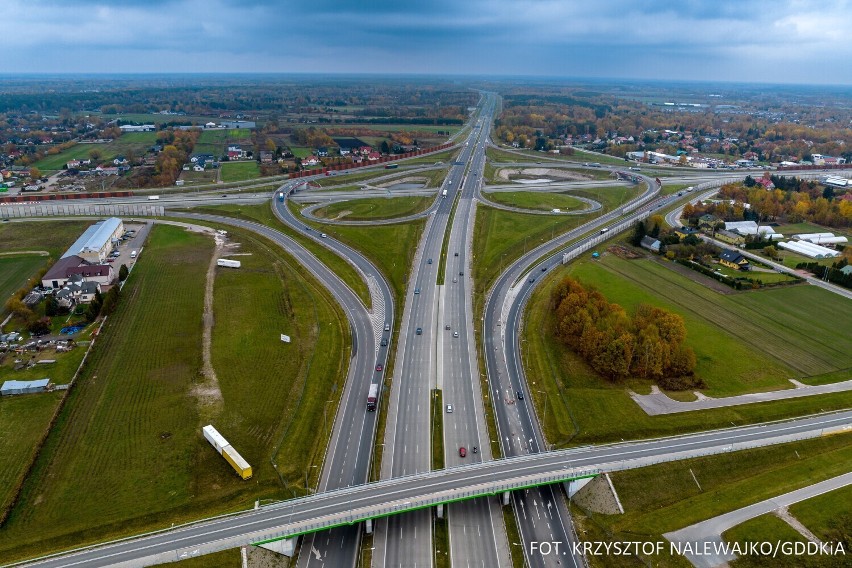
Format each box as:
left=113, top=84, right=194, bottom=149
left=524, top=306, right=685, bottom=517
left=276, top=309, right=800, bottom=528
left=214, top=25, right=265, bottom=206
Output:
left=62, top=217, right=124, bottom=264
left=1, top=379, right=51, bottom=396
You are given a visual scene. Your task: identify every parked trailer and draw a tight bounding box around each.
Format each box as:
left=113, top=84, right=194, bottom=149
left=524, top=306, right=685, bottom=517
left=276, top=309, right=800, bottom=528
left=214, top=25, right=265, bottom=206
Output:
left=217, top=259, right=241, bottom=268
left=202, top=424, right=253, bottom=480
left=367, top=383, right=379, bottom=411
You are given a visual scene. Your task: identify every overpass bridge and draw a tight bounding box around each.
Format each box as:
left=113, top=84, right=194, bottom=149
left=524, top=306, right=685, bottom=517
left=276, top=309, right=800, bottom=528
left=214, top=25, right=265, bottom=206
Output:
left=17, top=411, right=850, bottom=567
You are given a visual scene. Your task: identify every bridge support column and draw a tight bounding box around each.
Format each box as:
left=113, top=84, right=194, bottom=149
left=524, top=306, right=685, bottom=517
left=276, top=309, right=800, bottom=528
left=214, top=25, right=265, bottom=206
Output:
left=436, top=503, right=444, bottom=519
left=502, top=491, right=511, bottom=506
left=565, top=477, right=594, bottom=498
left=257, top=537, right=296, bottom=557
left=365, top=518, right=373, bottom=534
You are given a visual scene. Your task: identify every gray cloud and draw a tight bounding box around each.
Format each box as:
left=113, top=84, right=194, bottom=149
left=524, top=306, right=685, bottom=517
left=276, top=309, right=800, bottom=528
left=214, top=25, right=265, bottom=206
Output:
left=5, top=0, right=852, bottom=83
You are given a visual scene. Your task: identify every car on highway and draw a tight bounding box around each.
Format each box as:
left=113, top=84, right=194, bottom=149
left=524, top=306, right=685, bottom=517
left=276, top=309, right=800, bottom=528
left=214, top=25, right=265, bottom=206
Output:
left=452, top=277, right=457, bottom=283
left=516, top=390, right=524, bottom=400
left=320, top=233, right=328, bottom=238
left=541, top=266, right=547, bottom=272
left=375, top=364, right=383, bottom=372
left=458, top=447, right=467, bottom=458
left=384, top=323, right=390, bottom=331
left=221, top=194, right=228, bottom=197
left=416, top=327, right=422, bottom=335
left=427, top=258, right=432, bottom=264
left=446, top=404, right=453, bottom=413
left=380, top=338, right=388, bottom=347
left=445, top=324, right=451, bottom=330
left=459, top=271, right=463, bottom=276
left=454, top=252, right=459, bottom=256
left=472, top=446, right=478, bottom=454
left=453, top=331, right=459, bottom=338
left=414, top=288, right=420, bottom=294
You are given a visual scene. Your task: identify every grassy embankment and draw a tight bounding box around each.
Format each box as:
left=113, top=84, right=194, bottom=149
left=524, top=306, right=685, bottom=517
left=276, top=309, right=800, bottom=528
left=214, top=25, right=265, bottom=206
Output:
left=522, top=252, right=852, bottom=447
left=572, top=434, right=852, bottom=568
left=313, top=196, right=433, bottom=221
left=483, top=191, right=587, bottom=212
left=0, top=255, right=49, bottom=303
left=0, top=223, right=348, bottom=561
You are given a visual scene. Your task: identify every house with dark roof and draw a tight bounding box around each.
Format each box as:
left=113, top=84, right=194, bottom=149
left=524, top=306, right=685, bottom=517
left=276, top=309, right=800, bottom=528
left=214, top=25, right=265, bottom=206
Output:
left=42, top=256, right=114, bottom=289
left=674, top=226, right=700, bottom=240
left=719, top=250, right=750, bottom=271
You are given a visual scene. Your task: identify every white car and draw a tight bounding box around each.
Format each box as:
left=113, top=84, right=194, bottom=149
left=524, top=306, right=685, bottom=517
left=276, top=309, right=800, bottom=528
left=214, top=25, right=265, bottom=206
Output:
left=446, top=404, right=453, bottom=413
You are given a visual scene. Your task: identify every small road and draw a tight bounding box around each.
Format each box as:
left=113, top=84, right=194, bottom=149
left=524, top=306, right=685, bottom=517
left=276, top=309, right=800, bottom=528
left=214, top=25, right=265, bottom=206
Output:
left=664, top=471, right=852, bottom=568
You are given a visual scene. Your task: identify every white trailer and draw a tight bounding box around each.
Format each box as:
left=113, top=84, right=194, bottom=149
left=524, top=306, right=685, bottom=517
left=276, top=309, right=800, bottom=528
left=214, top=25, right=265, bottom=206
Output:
left=217, top=259, right=241, bottom=268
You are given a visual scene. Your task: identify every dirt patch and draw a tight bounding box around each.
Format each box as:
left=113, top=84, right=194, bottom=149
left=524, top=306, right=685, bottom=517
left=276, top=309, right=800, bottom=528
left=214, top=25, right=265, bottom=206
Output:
left=248, top=544, right=292, bottom=567
left=608, top=245, right=642, bottom=259
left=193, top=232, right=224, bottom=411
left=329, top=210, right=352, bottom=221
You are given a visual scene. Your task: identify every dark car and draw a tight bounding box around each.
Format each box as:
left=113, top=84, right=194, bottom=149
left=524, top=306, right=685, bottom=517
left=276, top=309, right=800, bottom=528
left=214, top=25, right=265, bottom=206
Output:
left=414, top=288, right=420, bottom=294
left=528, top=277, right=535, bottom=283
left=427, top=258, right=433, bottom=264
left=416, top=327, right=422, bottom=335
left=459, top=271, right=464, bottom=276
left=517, top=390, right=524, bottom=400
left=459, top=447, right=467, bottom=458
left=380, top=338, right=388, bottom=347
left=454, top=252, right=459, bottom=257
left=375, top=364, right=383, bottom=372
left=541, top=266, right=547, bottom=272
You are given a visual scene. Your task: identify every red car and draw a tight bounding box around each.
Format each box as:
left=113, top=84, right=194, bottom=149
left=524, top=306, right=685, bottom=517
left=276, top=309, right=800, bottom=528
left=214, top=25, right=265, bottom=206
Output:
left=459, top=447, right=467, bottom=458
left=375, top=364, right=383, bottom=372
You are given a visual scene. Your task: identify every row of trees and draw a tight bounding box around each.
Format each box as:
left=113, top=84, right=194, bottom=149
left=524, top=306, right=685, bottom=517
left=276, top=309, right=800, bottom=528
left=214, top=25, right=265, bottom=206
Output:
left=550, top=277, right=700, bottom=389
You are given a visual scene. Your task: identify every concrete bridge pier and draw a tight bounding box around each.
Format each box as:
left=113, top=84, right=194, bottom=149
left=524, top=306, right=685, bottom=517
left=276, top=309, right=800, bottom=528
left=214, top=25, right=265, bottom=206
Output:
left=502, top=491, right=511, bottom=506
left=365, top=518, right=374, bottom=534
left=436, top=503, right=445, bottom=519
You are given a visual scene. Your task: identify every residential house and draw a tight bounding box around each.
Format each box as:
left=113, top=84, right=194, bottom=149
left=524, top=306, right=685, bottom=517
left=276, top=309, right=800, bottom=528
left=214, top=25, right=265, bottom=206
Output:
left=227, top=145, right=247, bottom=160
left=640, top=236, right=662, bottom=253
left=715, top=229, right=746, bottom=246
left=316, top=147, right=329, bottom=157
left=754, top=177, right=775, bottom=190
left=79, top=281, right=101, bottom=303
left=674, top=226, right=700, bottom=240
left=259, top=151, right=274, bottom=163
left=113, top=156, right=128, bottom=166
left=367, top=151, right=381, bottom=161
left=193, top=163, right=206, bottom=172
left=698, top=213, right=719, bottom=229
left=303, top=155, right=321, bottom=166
left=66, top=159, right=81, bottom=169
left=719, top=250, right=750, bottom=271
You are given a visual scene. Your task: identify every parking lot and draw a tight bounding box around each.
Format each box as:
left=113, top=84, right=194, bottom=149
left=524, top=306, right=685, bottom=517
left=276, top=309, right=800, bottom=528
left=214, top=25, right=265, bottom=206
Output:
left=106, top=221, right=152, bottom=270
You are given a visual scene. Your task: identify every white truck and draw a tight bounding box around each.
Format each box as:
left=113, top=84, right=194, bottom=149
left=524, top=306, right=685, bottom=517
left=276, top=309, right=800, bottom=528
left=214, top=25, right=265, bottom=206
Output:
left=217, top=259, right=241, bottom=268
left=148, top=195, right=160, bottom=200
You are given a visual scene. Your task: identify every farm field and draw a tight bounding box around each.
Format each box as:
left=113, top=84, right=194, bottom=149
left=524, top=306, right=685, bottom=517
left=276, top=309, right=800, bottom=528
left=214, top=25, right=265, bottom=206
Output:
left=219, top=161, right=260, bottom=182
left=0, top=254, right=48, bottom=304
left=522, top=254, right=852, bottom=445
left=483, top=190, right=586, bottom=211
left=572, top=435, right=852, bottom=568
left=0, top=392, right=64, bottom=522
left=0, top=222, right=348, bottom=561
left=313, top=196, right=433, bottom=221
left=33, top=133, right=160, bottom=171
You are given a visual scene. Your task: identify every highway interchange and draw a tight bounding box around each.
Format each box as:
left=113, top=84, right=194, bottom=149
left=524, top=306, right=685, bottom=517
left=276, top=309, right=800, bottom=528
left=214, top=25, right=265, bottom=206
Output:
left=8, top=93, right=852, bottom=568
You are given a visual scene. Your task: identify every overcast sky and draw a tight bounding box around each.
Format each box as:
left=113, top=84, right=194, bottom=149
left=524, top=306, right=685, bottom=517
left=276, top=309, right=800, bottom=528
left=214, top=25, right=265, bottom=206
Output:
left=6, top=0, right=852, bottom=85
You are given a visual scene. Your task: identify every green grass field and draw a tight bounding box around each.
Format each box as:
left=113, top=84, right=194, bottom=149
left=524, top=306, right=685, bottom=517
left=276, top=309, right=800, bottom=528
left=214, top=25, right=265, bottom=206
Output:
left=298, top=204, right=426, bottom=310
left=0, top=392, right=64, bottom=521
left=0, top=255, right=48, bottom=303
left=190, top=203, right=371, bottom=309
left=198, top=129, right=252, bottom=145
left=313, top=196, right=433, bottom=221
left=724, top=515, right=810, bottom=568
left=483, top=191, right=587, bottom=212
left=0, top=223, right=349, bottom=561
left=571, top=435, right=852, bottom=568
left=290, top=147, right=313, bottom=158
left=521, top=253, right=852, bottom=446
left=219, top=161, right=260, bottom=182
left=0, top=220, right=89, bottom=258
left=789, top=484, right=852, bottom=544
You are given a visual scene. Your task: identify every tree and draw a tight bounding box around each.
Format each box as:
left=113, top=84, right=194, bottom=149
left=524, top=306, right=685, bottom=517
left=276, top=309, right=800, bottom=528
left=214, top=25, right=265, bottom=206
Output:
left=118, top=264, right=129, bottom=282
left=45, top=294, right=59, bottom=317
left=29, top=166, right=42, bottom=179
left=101, top=285, right=121, bottom=316
left=630, top=220, right=647, bottom=246
left=380, top=140, right=390, bottom=154
left=89, top=148, right=102, bottom=161
left=4, top=297, right=32, bottom=320
left=28, top=317, right=51, bottom=336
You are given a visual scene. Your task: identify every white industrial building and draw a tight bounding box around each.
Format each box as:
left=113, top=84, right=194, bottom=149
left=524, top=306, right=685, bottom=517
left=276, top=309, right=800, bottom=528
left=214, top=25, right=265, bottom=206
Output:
left=119, top=124, right=155, bottom=132
left=1, top=379, right=51, bottom=396
left=62, top=217, right=124, bottom=264
left=724, top=221, right=783, bottom=240
left=792, top=233, right=849, bottom=246
left=778, top=240, right=841, bottom=259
